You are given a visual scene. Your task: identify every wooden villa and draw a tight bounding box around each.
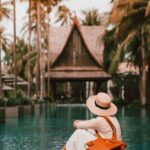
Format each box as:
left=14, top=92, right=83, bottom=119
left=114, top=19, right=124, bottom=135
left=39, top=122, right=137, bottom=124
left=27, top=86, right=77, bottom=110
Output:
left=46, top=17, right=111, bottom=102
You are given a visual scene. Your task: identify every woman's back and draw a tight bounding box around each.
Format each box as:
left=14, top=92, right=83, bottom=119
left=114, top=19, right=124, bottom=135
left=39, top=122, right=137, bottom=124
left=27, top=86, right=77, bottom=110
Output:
left=74, top=116, right=122, bottom=140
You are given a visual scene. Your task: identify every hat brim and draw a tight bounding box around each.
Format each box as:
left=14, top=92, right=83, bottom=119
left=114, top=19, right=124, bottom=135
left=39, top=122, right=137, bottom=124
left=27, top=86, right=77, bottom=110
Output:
left=86, top=95, right=117, bottom=116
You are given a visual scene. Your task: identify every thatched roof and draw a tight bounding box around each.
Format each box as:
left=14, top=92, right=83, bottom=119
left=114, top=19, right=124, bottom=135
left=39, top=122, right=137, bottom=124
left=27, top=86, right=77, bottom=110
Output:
left=3, top=84, right=13, bottom=91
left=2, top=74, right=24, bottom=82
left=49, top=18, right=105, bottom=66
left=2, top=74, right=28, bottom=85
left=49, top=70, right=110, bottom=80
left=47, top=67, right=111, bottom=80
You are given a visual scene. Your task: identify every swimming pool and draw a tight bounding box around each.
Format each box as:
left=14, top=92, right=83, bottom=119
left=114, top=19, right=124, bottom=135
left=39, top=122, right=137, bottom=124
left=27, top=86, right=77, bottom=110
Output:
left=0, top=104, right=150, bottom=150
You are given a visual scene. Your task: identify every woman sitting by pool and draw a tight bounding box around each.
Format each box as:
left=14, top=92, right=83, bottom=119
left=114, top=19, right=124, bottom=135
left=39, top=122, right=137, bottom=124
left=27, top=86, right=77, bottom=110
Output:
left=62, top=92, right=122, bottom=150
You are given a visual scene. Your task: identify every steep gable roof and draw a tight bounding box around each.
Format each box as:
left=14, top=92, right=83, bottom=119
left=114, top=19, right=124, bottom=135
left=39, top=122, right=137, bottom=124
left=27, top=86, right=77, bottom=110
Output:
left=80, top=26, right=104, bottom=64
left=48, top=17, right=105, bottom=66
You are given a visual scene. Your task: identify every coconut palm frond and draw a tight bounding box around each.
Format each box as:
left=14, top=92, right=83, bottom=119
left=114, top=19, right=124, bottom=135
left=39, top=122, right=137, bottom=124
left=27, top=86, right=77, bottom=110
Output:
left=108, top=45, right=124, bottom=74
left=108, top=31, right=138, bottom=73
left=119, top=32, right=136, bottom=49
left=109, top=0, right=147, bottom=24
left=55, top=5, right=73, bottom=25
left=0, top=1, right=11, bottom=20
left=81, top=9, right=101, bottom=26
left=115, top=6, right=147, bottom=42
left=145, top=0, right=150, bottom=17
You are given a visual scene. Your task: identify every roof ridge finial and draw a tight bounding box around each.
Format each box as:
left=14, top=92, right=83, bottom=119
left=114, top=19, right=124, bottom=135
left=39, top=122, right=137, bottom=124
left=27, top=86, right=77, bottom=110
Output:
left=72, top=13, right=79, bottom=26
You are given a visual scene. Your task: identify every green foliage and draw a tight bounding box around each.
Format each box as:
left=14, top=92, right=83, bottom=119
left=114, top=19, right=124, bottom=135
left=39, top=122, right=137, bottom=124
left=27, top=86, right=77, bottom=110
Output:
left=6, top=91, right=18, bottom=106
left=81, top=9, right=101, bottom=26
left=110, top=73, right=139, bottom=105
left=110, top=76, right=122, bottom=99
left=113, top=98, right=129, bottom=106
left=19, top=97, right=32, bottom=105
left=56, top=82, right=67, bottom=95
left=6, top=90, right=32, bottom=106
left=16, top=90, right=32, bottom=105
left=43, top=96, right=55, bottom=102
left=0, top=99, right=6, bottom=107
left=100, top=82, right=107, bottom=93
left=105, top=0, right=150, bottom=106
left=5, top=38, right=29, bottom=79
left=7, top=97, right=19, bottom=106
left=55, top=5, right=73, bottom=25
left=103, top=28, right=118, bottom=72
left=105, top=0, right=150, bottom=74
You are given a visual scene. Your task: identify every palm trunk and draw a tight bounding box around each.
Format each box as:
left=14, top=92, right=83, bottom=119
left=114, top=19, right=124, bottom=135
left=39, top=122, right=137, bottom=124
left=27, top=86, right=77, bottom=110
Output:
left=47, top=14, right=50, bottom=97
left=36, top=0, right=42, bottom=99
left=0, top=37, right=2, bottom=99
left=0, top=0, right=3, bottom=99
left=39, top=2, right=46, bottom=99
left=27, top=0, right=31, bottom=98
left=39, top=2, right=44, bottom=100
left=40, top=52, right=45, bottom=99
left=139, top=28, right=147, bottom=106
left=13, top=0, right=17, bottom=99
left=36, top=1, right=40, bottom=98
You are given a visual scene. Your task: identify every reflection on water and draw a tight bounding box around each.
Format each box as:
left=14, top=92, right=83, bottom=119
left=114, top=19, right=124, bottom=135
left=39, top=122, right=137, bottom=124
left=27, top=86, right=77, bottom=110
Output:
left=119, top=106, right=150, bottom=150
left=0, top=104, right=150, bottom=150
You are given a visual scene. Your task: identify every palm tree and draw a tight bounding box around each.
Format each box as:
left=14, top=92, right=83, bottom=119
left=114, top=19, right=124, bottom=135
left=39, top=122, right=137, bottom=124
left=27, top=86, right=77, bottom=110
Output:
left=81, top=9, right=101, bottom=26
left=5, top=38, right=48, bottom=99
left=47, top=13, right=50, bottom=97
left=19, top=0, right=32, bottom=98
left=108, top=0, right=150, bottom=106
left=21, top=0, right=62, bottom=99
left=41, top=0, right=61, bottom=98
left=27, top=0, right=32, bottom=98
left=5, top=38, right=39, bottom=82
left=0, top=9, right=2, bottom=99
left=55, top=5, right=73, bottom=25
left=6, top=38, right=28, bottom=77
left=12, top=0, right=17, bottom=99
left=0, top=27, right=11, bottom=64
left=36, top=0, right=42, bottom=99
left=0, top=0, right=11, bottom=20
left=0, top=0, right=11, bottom=98
left=103, top=28, right=117, bottom=71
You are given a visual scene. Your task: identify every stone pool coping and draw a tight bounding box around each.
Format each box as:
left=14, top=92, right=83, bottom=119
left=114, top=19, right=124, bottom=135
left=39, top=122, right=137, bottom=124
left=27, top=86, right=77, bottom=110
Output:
left=0, top=103, right=87, bottom=123
left=0, top=103, right=57, bottom=122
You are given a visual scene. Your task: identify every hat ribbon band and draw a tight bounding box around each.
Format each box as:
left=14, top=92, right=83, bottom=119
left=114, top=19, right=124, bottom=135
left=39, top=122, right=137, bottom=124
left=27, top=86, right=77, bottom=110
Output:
left=95, top=101, right=110, bottom=110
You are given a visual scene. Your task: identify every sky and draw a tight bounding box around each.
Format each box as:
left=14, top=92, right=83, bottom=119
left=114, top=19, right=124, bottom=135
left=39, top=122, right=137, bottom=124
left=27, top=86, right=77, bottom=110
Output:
left=60, top=0, right=112, bottom=13
left=2, top=0, right=112, bottom=37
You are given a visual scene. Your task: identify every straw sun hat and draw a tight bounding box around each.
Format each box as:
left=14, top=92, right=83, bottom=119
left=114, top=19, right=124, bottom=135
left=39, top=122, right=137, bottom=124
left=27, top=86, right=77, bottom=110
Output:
left=86, top=92, right=117, bottom=116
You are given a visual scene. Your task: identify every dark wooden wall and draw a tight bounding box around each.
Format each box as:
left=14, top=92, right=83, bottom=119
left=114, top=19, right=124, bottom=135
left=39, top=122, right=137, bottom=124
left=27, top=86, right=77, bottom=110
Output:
left=53, top=27, right=99, bottom=68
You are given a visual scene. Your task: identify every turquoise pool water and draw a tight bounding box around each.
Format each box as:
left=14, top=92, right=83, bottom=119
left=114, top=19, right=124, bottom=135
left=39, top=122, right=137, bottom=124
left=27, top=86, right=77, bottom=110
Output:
left=0, top=104, right=150, bottom=150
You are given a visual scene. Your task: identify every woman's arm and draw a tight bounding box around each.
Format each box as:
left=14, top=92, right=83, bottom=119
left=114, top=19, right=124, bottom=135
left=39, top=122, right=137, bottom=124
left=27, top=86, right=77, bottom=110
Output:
left=73, top=117, right=100, bottom=129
